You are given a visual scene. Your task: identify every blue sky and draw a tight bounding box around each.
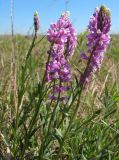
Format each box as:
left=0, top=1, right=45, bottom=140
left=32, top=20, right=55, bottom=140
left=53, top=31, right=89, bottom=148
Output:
left=0, top=0, right=119, bottom=34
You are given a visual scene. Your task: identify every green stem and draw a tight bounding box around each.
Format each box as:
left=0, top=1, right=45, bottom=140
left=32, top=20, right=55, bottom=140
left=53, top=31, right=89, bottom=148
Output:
left=39, top=79, right=62, bottom=158
left=58, top=87, right=82, bottom=155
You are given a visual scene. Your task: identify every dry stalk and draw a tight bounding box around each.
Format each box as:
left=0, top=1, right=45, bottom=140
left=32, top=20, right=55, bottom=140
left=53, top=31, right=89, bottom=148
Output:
left=10, top=0, right=18, bottom=114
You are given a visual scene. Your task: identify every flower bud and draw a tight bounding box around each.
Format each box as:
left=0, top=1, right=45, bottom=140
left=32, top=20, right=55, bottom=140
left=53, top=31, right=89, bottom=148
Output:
left=34, top=11, right=39, bottom=32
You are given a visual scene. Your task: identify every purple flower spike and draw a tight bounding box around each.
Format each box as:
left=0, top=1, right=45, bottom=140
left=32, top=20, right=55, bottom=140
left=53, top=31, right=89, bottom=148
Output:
left=80, top=5, right=111, bottom=87
left=45, top=11, right=77, bottom=101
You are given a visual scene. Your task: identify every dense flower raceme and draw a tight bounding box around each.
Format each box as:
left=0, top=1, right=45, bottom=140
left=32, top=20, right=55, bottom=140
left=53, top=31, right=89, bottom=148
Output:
left=34, top=11, right=39, bottom=32
left=45, top=11, right=77, bottom=100
left=80, top=5, right=111, bottom=86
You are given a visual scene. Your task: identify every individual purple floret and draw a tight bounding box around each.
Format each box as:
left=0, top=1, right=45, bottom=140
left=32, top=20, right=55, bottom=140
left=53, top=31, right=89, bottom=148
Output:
left=45, top=11, right=77, bottom=100
left=80, top=5, right=111, bottom=86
